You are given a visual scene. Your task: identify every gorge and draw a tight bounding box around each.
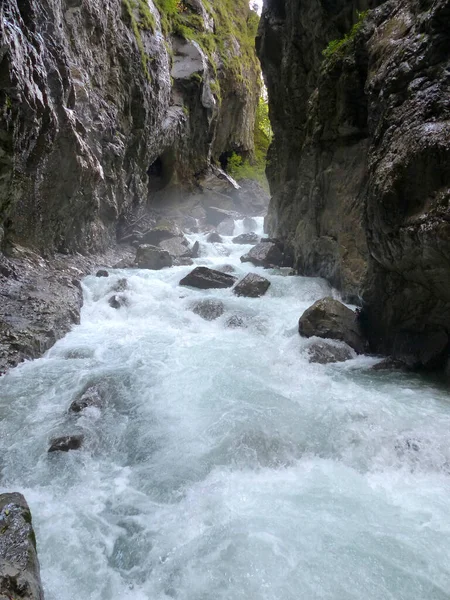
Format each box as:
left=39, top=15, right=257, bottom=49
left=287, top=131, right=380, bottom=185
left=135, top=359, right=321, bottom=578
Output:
left=1, top=0, right=450, bottom=599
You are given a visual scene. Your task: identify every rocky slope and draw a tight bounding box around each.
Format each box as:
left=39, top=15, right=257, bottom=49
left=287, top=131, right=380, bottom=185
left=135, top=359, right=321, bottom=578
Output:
left=257, top=0, right=450, bottom=369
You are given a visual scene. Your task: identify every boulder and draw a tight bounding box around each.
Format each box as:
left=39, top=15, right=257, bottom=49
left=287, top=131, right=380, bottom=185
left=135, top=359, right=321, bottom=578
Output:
left=135, top=245, right=173, bottom=270
left=232, top=232, right=259, bottom=244
left=217, top=264, right=236, bottom=274
left=180, top=267, right=237, bottom=289
left=108, top=294, right=128, bottom=309
left=0, top=493, right=44, bottom=600
left=48, top=434, right=84, bottom=453
left=140, top=222, right=182, bottom=246
left=233, top=273, right=271, bottom=298
left=69, top=385, right=104, bottom=413
left=206, top=232, right=223, bottom=243
left=243, top=216, right=258, bottom=231
left=217, top=217, right=235, bottom=236
left=113, top=257, right=135, bottom=269
left=298, top=297, right=367, bottom=354
left=159, top=236, right=191, bottom=259
left=226, top=315, right=247, bottom=329
left=111, top=278, right=128, bottom=292
left=96, top=269, right=109, bottom=277
left=191, top=241, right=200, bottom=258
left=240, top=242, right=284, bottom=268
left=205, top=206, right=239, bottom=227
left=173, top=257, right=194, bottom=266
left=307, top=341, right=354, bottom=364
left=192, top=299, right=225, bottom=321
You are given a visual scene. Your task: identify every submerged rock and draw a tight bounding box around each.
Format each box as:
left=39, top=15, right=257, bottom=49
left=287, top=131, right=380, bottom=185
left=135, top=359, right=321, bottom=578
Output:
left=307, top=341, right=354, bottom=364
left=233, top=273, right=271, bottom=298
left=298, top=297, right=366, bottom=354
left=48, top=434, right=84, bottom=453
left=192, top=299, right=225, bottom=321
left=69, top=386, right=104, bottom=413
left=232, top=232, right=259, bottom=244
left=206, top=232, right=223, bottom=243
left=240, top=242, right=284, bottom=268
left=372, top=357, right=410, bottom=372
left=135, top=245, right=173, bottom=270
left=217, top=264, right=236, bottom=274
left=111, top=278, right=128, bottom=292
left=226, top=315, right=247, bottom=329
left=180, top=267, right=237, bottom=289
left=173, top=257, right=194, bottom=266
left=96, top=269, right=109, bottom=278
left=108, top=294, right=129, bottom=309
left=0, top=492, right=44, bottom=600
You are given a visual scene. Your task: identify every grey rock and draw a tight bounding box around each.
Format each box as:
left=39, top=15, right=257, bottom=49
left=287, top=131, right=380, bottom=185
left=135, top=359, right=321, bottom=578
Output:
left=232, top=232, right=259, bottom=244
left=372, top=357, right=410, bottom=372
left=217, top=264, right=236, bottom=274
left=69, top=385, right=104, bottom=413
left=205, top=207, right=239, bottom=227
left=191, top=241, right=200, bottom=258
left=243, top=216, right=258, bottom=231
left=298, top=297, right=367, bottom=354
left=192, top=299, right=225, bottom=321
left=307, top=341, right=354, bottom=364
left=141, top=224, right=182, bottom=246
left=0, top=493, right=44, bottom=600
left=240, top=242, right=284, bottom=268
left=206, top=232, right=223, bottom=243
left=48, top=435, right=84, bottom=453
left=180, top=267, right=237, bottom=289
left=111, top=278, right=128, bottom=292
left=233, top=273, right=271, bottom=298
left=159, top=237, right=192, bottom=259
left=135, top=245, right=173, bottom=270
left=173, top=257, right=194, bottom=266
left=217, top=217, right=235, bottom=236
left=226, top=315, right=247, bottom=328
left=96, top=269, right=109, bottom=278
left=108, top=294, right=128, bottom=309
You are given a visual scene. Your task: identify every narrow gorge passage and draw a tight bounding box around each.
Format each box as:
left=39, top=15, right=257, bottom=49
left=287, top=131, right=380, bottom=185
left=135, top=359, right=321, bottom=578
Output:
left=1, top=219, right=449, bottom=600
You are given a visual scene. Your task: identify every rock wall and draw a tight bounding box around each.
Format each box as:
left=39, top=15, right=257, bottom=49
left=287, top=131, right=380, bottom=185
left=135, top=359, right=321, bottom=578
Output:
left=257, top=0, right=450, bottom=368
left=0, top=0, right=260, bottom=255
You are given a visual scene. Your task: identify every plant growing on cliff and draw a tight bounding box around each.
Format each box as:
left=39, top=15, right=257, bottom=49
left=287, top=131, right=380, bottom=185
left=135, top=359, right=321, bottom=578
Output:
left=322, top=10, right=368, bottom=60
left=122, top=0, right=155, bottom=80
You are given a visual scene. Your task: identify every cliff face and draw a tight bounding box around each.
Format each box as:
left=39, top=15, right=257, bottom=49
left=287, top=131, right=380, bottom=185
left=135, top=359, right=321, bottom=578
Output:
left=257, top=0, right=450, bottom=368
left=0, top=0, right=260, bottom=255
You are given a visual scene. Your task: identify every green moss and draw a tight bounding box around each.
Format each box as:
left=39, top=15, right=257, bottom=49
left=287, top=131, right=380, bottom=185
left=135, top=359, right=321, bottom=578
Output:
left=122, top=0, right=153, bottom=80
left=322, top=10, right=368, bottom=60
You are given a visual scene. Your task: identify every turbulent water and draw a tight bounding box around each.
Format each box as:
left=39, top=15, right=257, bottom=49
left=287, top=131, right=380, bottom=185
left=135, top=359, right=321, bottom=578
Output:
left=1, top=218, right=450, bottom=600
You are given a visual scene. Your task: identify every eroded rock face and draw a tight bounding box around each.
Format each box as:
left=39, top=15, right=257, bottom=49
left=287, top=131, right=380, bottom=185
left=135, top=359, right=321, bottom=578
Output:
left=180, top=267, right=237, bottom=289
left=257, top=0, right=450, bottom=367
left=0, top=493, right=44, bottom=600
left=298, top=297, right=367, bottom=354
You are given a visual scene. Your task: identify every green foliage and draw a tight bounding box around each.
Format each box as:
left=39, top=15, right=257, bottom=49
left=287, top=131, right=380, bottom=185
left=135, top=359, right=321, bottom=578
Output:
left=122, top=0, right=154, bottom=80
left=227, top=94, right=272, bottom=190
left=322, top=10, right=368, bottom=60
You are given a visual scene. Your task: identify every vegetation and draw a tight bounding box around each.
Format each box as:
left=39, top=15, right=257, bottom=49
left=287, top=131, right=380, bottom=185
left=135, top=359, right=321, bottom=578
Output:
left=122, top=0, right=156, bottom=80
left=322, top=10, right=368, bottom=60
left=227, top=94, right=272, bottom=190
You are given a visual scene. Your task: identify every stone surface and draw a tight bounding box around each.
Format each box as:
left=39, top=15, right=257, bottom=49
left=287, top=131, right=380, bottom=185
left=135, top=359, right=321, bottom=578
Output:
left=217, top=217, right=236, bottom=236
left=96, top=270, right=109, bottom=278
left=135, top=245, right=173, bottom=270
left=226, top=315, right=247, bottom=328
left=69, top=385, right=104, bottom=413
left=243, top=216, right=258, bottom=231
left=140, top=224, right=182, bottom=246
left=206, top=232, right=223, bottom=244
left=233, top=273, right=271, bottom=298
left=159, top=237, right=192, bottom=259
left=205, top=207, right=239, bottom=228
left=108, top=294, right=129, bottom=309
left=192, top=299, right=225, bottom=321
left=48, top=435, right=84, bottom=453
left=307, top=341, right=354, bottom=364
left=191, top=241, right=200, bottom=258
left=298, top=297, right=367, bottom=354
left=257, top=0, right=450, bottom=366
left=372, top=357, right=409, bottom=372
left=240, top=242, right=284, bottom=268
left=180, top=267, right=237, bottom=289
left=232, top=232, right=259, bottom=244
left=0, top=493, right=44, bottom=600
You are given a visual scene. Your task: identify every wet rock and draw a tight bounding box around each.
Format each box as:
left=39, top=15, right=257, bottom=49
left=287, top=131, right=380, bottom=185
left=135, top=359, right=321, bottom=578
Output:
left=307, top=341, right=354, bottom=364
left=192, top=299, right=225, bottom=321
left=243, top=216, right=258, bottom=231
left=113, top=257, right=135, bottom=269
left=391, top=330, right=449, bottom=371
left=217, top=217, right=235, bottom=236
left=108, top=294, right=128, bottom=309
left=135, top=245, right=173, bottom=270
left=111, top=278, right=128, bottom=292
left=180, top=267, right=237, bottom=289
left=48, top=435, right=84, bottom=453
left=232, top=232, right=259, bottom=244
left=0, top=492, right=44, bottom=600
left=217, top=264, right=236, bottom=274
left=205, top=206, right=239, bottom=227
left=226, top=315, right=247, bottom=329
left=140, top=223, right=182, bottom=246
left=206, top=232, right=223, bottom=243
left=298, top=297, right=367, bottom=354
left=173, top=257, right=194, bottom=266
left=233, top=273, right=271, bottom=298
left=372, top=357, right=410, bottom=372
left=191, top=241, right=200, bottom=258
left=96, top=269, right=109, bottom=278
left=240, top=242, right=284, bottom=268
left=159, top=237, right=192, bottom=259
left=69, top=385, right=104, bottom=413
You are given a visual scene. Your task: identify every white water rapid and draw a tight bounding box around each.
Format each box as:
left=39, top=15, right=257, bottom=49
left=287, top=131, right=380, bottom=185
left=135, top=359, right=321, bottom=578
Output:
left=1, top=218, right=450, bottom=599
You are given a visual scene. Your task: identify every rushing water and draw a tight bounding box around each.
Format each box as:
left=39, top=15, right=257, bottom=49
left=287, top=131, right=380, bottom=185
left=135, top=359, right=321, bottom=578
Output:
left=1, top=218, right=450, bottom=600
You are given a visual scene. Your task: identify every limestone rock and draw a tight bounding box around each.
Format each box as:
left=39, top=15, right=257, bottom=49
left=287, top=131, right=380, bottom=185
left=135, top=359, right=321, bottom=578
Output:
left=232, top=232, right=259, bottom=244
left=298, top=297, right=366, bottom=354
left=240, top=242, right=284, bottom=268
left=192, top=299, right=225, bottom=321
left=180, top=267, right=237, bottom=289
left=233, top=273, right=271, bottom=298
left=0, top=493, right=44, bottom=600
left=307, top=341, right=354, bottom=364
left=48, top=435, right=84, bottom=453
left=135, top=245, right=173, bottom=270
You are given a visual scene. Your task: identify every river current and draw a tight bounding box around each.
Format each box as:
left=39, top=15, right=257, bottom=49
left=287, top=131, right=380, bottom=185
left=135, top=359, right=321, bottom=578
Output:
left=1, top=218, right=450, bottom=599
